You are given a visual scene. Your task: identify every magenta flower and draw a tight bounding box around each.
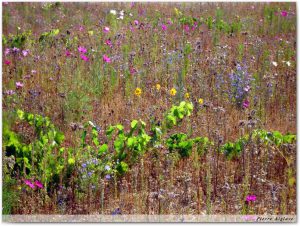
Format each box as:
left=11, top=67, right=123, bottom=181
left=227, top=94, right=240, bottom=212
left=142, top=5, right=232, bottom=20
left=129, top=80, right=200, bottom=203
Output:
left=129, top=26, right=135, bottom=32
left=246, top=195, right=256, bottom=202
left=16, top=82, right=24, bottom=89
left=105, top=39, right=113, bottom=48
left=78, top=46, right=87, bottom=54
left=243, top=100, right=250, bottom=108
left=24, top=179, right=35, bottom=189
left=103, top=26, right=110, bottom=33
left=80, top=54, right=89, bottom=62
left=4, top=60, right=11, bottom=65
left=281, top=11, right=288, bottom=17
left=103, top=55, right=111, bottom=63
left=22, top=49, right=29, bottom=57
left=65, top=50, right=71, bottom=57
left=134, top=20, right=139, bottom=26
left=35, top=180, right=44, bottom=189
left=161, top=24, right=167, bottom=31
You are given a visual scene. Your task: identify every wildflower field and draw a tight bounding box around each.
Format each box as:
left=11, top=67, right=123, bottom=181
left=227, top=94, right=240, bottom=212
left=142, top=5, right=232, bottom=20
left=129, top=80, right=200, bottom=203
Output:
left=2, top=2, right=297, bottom=219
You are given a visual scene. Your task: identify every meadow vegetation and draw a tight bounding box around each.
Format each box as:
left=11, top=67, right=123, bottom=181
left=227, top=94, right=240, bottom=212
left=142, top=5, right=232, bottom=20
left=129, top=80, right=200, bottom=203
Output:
left=2, top=2, right=296, bottom=215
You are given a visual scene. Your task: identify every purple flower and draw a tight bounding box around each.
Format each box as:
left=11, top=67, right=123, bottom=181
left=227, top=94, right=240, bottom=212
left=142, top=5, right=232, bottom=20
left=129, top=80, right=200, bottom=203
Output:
left=4, top=90, right=15, bottom=95
left=78, top=46, right=87, bottom=54
left=16, top=82, right=24, bottom=89
left=105, top=165, right=111, bottom=171
left=161, top=24, right=167, bottom=31
left=184, top=25, right=190, bottom=32
left=243, top=100, right=250, bottom=108
left=246, top=195, right=256, bottom=202
left=105, top=174, right=111, bottom=180
left=4, top=48, right=10, bottom=56
left=82, top=163, right=87, bottom=168
left=12, top=47, right=20, bottom=53
left=134, top=20, right=139, bottom=26
left=22, top=49, right=29, bottom=57
left=103, top=26, right=110, bottom=33
left=79, top=26, right=84, bottom=31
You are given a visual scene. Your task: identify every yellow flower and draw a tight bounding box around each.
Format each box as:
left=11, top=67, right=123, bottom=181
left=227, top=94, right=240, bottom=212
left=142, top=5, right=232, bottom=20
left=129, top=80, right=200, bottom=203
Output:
left=156, top=84, right=161, bottom=91
left=170, top=88, right=177, bottom=96
left=185, top=92, right=190, bottom=99
left=88, top=30, right=94, bottom=36
left=134, top=87, right=142, bottom=96
left=198, top=98, right=204, bottom=105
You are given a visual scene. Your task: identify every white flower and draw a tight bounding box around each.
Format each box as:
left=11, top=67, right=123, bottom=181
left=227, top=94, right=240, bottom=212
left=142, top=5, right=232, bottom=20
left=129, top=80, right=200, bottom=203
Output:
left=286, top=61, right=291, bottom=67
left=129, top=13, right=133, bottom=17
left=110, top=9, right=117, bottom=15
left=119, top=10, right=124, bottom=16
left=117, top=15, right=124, bottom=20
left=88, top=121, right=95, bottom=127
left=272, top=61, right=278, bottom=67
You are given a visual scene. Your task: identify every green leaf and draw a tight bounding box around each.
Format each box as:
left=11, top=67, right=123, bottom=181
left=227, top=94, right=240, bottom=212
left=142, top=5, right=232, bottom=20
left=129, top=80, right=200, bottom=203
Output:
left=54, top=131, right=65, bottom=145
left=127, top=137, right=135, bottom=148
left=17, top=109, right=25, bottom=120
left=68, top=158, right=75, bottom=165
left=131, top=120, right=138, bottom=129
left=98, top=143, right=108, bottom=154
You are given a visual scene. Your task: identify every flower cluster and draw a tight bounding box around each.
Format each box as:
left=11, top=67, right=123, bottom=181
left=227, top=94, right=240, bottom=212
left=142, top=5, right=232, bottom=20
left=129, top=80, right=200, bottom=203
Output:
left=228, top=64, right=254, bottom=109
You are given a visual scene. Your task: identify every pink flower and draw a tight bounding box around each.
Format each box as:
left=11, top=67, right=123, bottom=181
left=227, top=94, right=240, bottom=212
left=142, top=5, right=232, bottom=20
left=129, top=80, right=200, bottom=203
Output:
left=78, top=46, right=87, bottom=54
left=246, top=195, right=256, bottom=202
left=12, top=47, right=20, bottom=53
left=16, top=82, right=24, bottom=89
left=130, top=67, right=137, bottom=75
left=24, top=179, right=35, bottom=189
left=103, top=26, right=110, bottom=33
left=105, top=39, right=113, bottom=48
left=134, top=20, right=139, bottom=25
left=79, top=26, right=84, bottom=31
left=184, top=25, right=190, bottom=32
left=31, top=70, right=37, bottom=74
left=65, top=50, right=71, bottom=57
left=281, top=11, right=288, bottom=17
left=4, top=48, right=10, bottom=56
left=167, top=19, right=172, bottom=25
left=80, top=54, right=89, bottom=62
left=243, top=100, right=250, bottom=108
left=35, top=180, right=44, bottom=189
left=129, top=26, right=135, bottom=32
left=103, top=55, right=111, bottom=63
left=244, top=85, right=250, bottom=92
left=161, top=24, right=167, bottom=31
left=5, top=90, right=15, bottom=95
left=4, top=60, right=11, bottom=65
left=22, top=49, right=29, bottom=57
